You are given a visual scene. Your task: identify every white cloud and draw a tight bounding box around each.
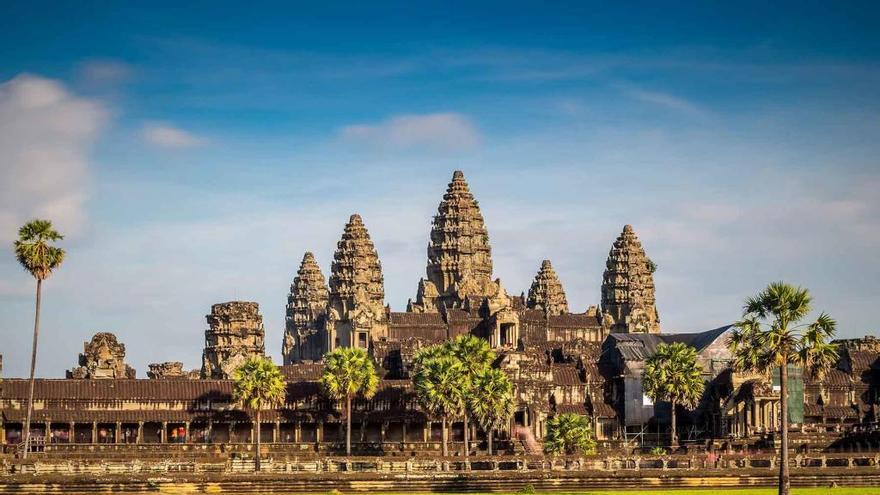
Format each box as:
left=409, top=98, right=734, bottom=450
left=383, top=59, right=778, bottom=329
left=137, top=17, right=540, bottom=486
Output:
left=340, top=112, right=481, bottom=152
left=0, top=73, right=108, bottom=243
left=141, top=122, right=207, bottom=148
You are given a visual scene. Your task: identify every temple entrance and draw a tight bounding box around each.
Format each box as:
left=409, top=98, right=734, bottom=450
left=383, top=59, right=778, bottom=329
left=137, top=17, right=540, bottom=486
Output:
left=500, top=323, right=516, bottom=347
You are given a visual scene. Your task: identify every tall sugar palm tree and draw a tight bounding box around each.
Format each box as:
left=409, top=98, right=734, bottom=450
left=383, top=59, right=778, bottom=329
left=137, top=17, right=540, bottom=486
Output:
left=232, top=357, right=287, bottom=472
left=469, top=367, right=515, bottom=455
left=13, top=219, right=65, bottom=458
left=729, top=282, right=837, bottom=495
left=643, top=342, right=705, bottom=449
left=321, top=347, right=379, bottom=456
left=413, top=350, right=467, bottom=457
left=446, top=334, right=495, bottom=457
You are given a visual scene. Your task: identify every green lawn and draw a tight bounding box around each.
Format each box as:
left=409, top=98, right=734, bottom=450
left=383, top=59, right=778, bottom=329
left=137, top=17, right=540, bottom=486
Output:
left=363, top=491, right=878, bottom=495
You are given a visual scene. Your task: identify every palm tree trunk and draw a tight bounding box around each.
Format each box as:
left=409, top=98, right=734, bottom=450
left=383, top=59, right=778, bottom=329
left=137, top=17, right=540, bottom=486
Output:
left=346, top=395, right=352, bottom=456
left=255, top=409, right=261, bottom=472
left=670, top=399, right=677, bottom=449
left=779, top=364, right=790, bottom=495
left=22, top=278, right=42, bottom=459
left=442, top=415, right=448, bottom=457
left=463, top=414, right=470, bottom=458
left=488, top=427, right=493, bottom=456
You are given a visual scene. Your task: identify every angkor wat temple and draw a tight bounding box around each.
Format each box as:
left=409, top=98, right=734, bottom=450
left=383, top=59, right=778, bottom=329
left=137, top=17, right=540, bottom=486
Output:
left=1, top=171, right=878, bottom=454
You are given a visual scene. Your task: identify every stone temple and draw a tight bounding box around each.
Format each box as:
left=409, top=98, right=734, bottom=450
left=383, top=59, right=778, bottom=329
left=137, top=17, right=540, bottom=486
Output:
left=1, top=170, right=878, bottom=454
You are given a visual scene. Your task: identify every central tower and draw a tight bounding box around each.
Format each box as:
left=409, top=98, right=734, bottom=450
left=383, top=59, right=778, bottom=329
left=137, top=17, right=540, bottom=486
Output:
left=410, top=170, right=497, bottom=312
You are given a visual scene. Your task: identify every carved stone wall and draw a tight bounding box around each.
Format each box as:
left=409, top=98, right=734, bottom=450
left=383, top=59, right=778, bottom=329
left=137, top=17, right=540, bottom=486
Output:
left=411, top=170, right=496, bottom=312
left=600, top=225, right=660, bottom=334
left=283, top=252, right=329, bottom=364
left=327, top=214, right=387, bottom=351
left=201, top=301, right=266, bottom=379
left=527, top=260, right=569, bottom=316
left=67, top=332, right=136, bottom=379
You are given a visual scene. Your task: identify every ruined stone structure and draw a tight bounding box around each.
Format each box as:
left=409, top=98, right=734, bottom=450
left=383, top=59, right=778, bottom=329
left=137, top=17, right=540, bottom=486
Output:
left=201, top=301, right=265, bottom=379
left=67, top=332, right=135, bottom=379
left=2, top=170, right=877, bottom=457
left=527, top=260, right=569, bottom=316
left=601, top=225, right=660, bottom=334
left=282, top=252, right=329, bottom=364
left=146, top=362, right=198, bottom=379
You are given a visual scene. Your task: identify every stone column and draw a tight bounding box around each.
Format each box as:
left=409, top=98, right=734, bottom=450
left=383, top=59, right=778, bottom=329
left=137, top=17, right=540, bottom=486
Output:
left=402, top=422, right=408, bottom=447
left=295, top=421, right=301, bottom=443
left=161, top=421, right=168, bottom=443
left=206, top=420, right=213, bottom=443
left=0, top=422, right=5, bottom=445
left=115, top=422, right=122, bottom=444
left=274, top=420, right=280, bottom=443
left=424, top=422, right=431, bottom=443
left=92, top=421, right=98, bottom=444
left=184, top=421, right=190, bottom=443
left=228, top=422, right=235, bottom=443
left=69, top=422, right=75, bottom=444
left=317, top=420, right=324, bottom=443
left=380, top=422, right=387, bottom=443
left=137, top=422, right=144, bottom=444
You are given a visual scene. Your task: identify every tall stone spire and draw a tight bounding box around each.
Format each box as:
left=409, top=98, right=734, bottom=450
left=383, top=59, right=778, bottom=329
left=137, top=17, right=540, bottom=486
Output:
left=527, top=260, right=569, bottom=316
left=601, top=225, right=660, bottom=334
left=327, top=214, right=387, bottom=350
left=282, top=252, right=329, bottom=364
left=411, top=170, right=496, bottom=311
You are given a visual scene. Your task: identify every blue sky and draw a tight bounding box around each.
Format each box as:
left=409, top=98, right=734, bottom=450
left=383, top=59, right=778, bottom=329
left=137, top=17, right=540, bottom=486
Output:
left=1, top=2, right=878, bottom=378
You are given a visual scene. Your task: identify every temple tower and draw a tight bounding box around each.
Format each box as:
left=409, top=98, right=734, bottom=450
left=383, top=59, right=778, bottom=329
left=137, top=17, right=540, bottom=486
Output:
left=410, top=170, right=496, bottom=311
left=201, top=301, right=266, bottom=379
left=601, top=225, right=660, bottom=334
left=327, top=214, right=388, bottom=351
left=67, top=332, right=136, bottom=379
left=283, top=252, right=329, bottom=364
left=527, top=260, right=569, bottom=316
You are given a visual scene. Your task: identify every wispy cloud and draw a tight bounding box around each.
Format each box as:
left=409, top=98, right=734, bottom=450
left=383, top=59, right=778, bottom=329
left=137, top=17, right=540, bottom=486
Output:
left=141, top=122, right=207, bottom=148
left=622, top=85, right=708, bottom=116
left=77, top=59, right=133, bottom=86
left=0, top=73, right=108, bottom=243
left=340, top=113, right=481, bottom=152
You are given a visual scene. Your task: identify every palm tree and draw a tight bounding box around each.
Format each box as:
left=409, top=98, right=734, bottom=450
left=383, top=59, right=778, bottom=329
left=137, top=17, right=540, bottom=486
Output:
left=320, top=347, right=379, bottom=456
left=232, top=357, right=287, bottom=472
left=413, top=350, right=467, bottom=457
left=446, top=335, right=495, bottom=457
left=469, top=367, right=514, bottom=455
left=729, top=282, right=837, bottom=495
left=544, top=413, right=596, bottom=455
left=643, top=342, right=705, bottom=449
left=13, top=219, right=65, bottom=459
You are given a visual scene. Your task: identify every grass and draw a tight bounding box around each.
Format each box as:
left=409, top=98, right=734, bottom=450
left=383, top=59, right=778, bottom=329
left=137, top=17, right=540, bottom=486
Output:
left=351, top=491, right=878, bottom=495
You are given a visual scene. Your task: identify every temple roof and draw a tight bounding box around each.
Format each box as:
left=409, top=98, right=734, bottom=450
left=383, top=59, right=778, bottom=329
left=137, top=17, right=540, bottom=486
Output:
left=601, top=224, right=660, bottom=334
left=527, top=260, right=569, bottom=315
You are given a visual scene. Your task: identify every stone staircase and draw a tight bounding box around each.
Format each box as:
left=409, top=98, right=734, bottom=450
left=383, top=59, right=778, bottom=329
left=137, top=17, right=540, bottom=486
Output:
left=514, top=426, right=542, bottom=455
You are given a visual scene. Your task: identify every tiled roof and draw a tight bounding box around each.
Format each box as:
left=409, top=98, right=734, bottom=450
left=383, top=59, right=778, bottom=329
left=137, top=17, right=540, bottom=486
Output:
left=389, top=312, right=445, bottom=326
left=0, top=379, right=232, bottom=401
left=548, top=313, right=602, bottom=328
left=551, top=365, right=584, bottom=386
left=279, top=363, right=324, bottom=381
left=555, top=403, right=588, bottom=416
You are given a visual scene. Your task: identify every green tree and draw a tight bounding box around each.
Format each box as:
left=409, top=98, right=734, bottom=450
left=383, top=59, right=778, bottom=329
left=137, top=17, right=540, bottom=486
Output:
left=321, top=347, right=379, bottom=456
left=643, top=342, right=705, bottom=448
left=544, top=413, right=596, bottom=456
left=413, top=348, right=467, bottom=457
left=232, top=357, right=287, bottom=471
left=469, top=367, right=515, bottom=455
left=13, top=219, right=65, bottom=458
left=446, top=334, right=495, bottom=457
left=729, top=282, right=837, bottom=495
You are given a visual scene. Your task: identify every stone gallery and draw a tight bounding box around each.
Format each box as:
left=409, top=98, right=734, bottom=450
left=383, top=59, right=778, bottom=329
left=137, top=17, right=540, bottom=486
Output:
left=1, top=171, right=877, bottom=454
